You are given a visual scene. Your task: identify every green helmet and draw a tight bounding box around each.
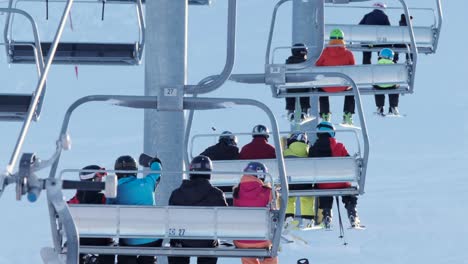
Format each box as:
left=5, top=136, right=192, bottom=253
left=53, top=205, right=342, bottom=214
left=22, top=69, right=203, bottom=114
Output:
left=330, top=29, right=344, bottom=40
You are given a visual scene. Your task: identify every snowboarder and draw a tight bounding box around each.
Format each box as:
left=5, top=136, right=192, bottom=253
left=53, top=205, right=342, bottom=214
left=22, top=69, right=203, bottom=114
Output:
left=240, top=125, right=276, bottom=160
left=67, top=165, right=114, bottom=264
left=359, top=2, right=391, bottom=64
left=168, top=155, right=228, bottom=264
left=308, top=122, right=360, bottom=229
left=374, top=48, right=400, bottom=116
left=315, top=28, right=356, bottom=125
left=200, top=130, right=240, bottom=160
left=283, top=132, right=316, bottom=229
left=284, top=43, right=311, bottom=121
left=107, top=155, right=163, bottom=264
left=233, top=162, right=278, bottom=264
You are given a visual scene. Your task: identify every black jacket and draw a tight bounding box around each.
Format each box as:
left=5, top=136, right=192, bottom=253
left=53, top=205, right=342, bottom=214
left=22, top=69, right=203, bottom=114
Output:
left=286, top=55, right=306, bottom=64
left=359, top=9, right=390, bottom=26
left=169, top=179, right=228, bottom=248
left=200, top=142, right=239, bottom=160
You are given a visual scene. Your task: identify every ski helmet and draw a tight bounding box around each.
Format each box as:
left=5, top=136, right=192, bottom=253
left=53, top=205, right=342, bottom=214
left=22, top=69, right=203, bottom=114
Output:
left=291, top=43, right=308, bottom=57
left=219, top=131, right=238, bottom=146
left=79, top=165, right=107, bottom=181
left=252, top=124, right=270, bottom=139
left=316, top=121, right=336, bottom=138
left=114, top=155, right=137, bottom=178
left=329, top=28, right=344, bottom=40
left=379, top=48, right=394, bottom=60
left=373, top=2, right=387, bottom=9
left=287, top=131, right=309, bottom=146
left=189, top=155, right=212, bottom=180
left=243, top=161, right=268, bottom=182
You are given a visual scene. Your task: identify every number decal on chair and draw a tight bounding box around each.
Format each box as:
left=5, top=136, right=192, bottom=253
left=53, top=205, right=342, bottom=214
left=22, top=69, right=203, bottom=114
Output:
left=168, top=228, right=186, bottom=236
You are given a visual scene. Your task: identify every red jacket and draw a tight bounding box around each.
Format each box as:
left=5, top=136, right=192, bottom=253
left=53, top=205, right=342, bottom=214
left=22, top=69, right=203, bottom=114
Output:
left=309, top=137, right=351, bottom=189
left=239, top=137, right=276, bottom=160
left=315, top=45, right=355, bottom=92
left=233, top=175, right=272, bottom=244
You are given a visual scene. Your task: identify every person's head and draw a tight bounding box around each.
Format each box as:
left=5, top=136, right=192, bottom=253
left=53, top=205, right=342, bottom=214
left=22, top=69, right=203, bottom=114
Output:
left=372, top=2, right=387, bottom=9
left=252, top=124, right=270, bottom=140
left=287, top=131, right=309, bottom=147
left=316, top=121, right=335, bottom=138
left=114, top=155, right=137, bottom=179
left=399, top=13, right=413, bottom=26
left=329, top=28, right=345, bottom=46
left=189, top=155, right=212, bottom=180
left=219, top=131, right=238, bottom=146
left=243, top=161, right=268, bottom=182
left=379, top=48, right=395, bottom=60
left=291, top=43, right=308, bottom=58
left=79, top=165, right=107, bottom=182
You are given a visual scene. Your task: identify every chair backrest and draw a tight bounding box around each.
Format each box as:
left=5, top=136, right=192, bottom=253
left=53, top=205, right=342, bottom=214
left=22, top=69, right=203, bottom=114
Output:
left=69, top=205, right=272, bottom=240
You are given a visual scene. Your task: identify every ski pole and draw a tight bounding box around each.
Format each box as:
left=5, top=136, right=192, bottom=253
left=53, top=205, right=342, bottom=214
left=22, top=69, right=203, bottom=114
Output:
left=336, top=196, right=348, bottom=246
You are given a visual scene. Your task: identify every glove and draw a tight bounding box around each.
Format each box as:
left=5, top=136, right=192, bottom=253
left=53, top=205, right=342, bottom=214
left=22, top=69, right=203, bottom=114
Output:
left=139, top=153, right=162, bottom=167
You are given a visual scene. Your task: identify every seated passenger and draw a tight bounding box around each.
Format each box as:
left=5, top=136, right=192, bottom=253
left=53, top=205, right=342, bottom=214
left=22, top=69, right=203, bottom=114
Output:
left=200, top=131, right=239, bottom=160
left=316, top=28, right=356, bottom=126
left=373, top=48, right=400, bottom=116
left=67, top=165, right=114, bottom=264
left=107, top=155, right=162, bottom=264
left=308, top=122, right=360, bottom=229
left=233, top=162, right=278, bottom=264
left=200, top=130, right=239, bottom=205
left=168, top=155, right=228, bottom=264
left=283, top=132, right=316, bottom=229
left=240, top=125, right=275, bottom=159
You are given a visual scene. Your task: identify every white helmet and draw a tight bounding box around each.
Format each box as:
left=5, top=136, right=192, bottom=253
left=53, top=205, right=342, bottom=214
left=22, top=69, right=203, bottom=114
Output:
left=373, top=2, right=387, bottom=9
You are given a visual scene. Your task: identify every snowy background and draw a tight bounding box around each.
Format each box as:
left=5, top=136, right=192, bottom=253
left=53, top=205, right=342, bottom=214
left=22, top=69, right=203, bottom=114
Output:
left=0, top=0, right=465, bottom=263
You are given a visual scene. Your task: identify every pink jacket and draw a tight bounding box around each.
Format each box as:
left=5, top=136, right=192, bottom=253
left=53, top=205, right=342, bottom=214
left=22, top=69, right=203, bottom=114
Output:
left=233, top=175, right=272, bottom=244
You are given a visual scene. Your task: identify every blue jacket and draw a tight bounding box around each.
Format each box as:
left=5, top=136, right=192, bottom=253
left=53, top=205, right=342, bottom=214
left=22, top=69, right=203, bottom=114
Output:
left=107, top=162, right=161, bottom=245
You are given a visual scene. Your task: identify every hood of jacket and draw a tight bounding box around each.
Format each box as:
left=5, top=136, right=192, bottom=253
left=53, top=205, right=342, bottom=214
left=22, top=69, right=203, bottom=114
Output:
left=323, top=45, right=349, bottom=58
left=234, top=175, right=271, bottom=207
left=284, top=141, right=309, bottom=158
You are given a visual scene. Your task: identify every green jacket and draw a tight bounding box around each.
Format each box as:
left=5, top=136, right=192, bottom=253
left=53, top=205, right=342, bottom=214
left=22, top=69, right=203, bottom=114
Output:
left=376, top=58, right=397, bottom=88
left=283, top=141, right=309, bottom=158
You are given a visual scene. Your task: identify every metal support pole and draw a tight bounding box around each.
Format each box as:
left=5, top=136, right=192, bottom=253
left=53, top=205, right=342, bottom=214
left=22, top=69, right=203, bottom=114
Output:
left=145, top=0, right=186, bottom=204
left=291, top=0, right=324, bottom=136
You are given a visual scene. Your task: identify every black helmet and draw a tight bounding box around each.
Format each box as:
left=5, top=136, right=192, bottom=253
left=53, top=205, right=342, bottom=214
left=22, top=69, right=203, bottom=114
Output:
left=219, top=131, right=238, bottom=146
left=114, top=155, right=137, bottom=178
left=79, top=165, right=107, bottom=182
left=252, top=124, right=270, bottom=139
left=189, top=155, right=212, bottom=180
left=291, top=43, right=308, bottom=57
left=243, top=161, right=268, bottom=182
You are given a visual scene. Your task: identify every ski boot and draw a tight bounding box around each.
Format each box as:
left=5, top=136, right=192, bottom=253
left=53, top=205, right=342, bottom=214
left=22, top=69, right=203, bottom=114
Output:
left=321, top=209, right=332, bottom=229
left=321, top=112, right=331, bottom=122
left=299, top=218, right=315, bottom=229
left=376, top=106, right=384, bottom=116
left=342, top=112, right=353, bottom=125
left=388, top=106, right=400, bottom=116
left=345, top=203, right=360, bottom=228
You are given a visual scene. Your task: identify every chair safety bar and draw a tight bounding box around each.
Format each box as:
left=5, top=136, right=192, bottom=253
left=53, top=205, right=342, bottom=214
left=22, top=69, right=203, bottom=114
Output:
left=69, top=205, right=273, bottom=240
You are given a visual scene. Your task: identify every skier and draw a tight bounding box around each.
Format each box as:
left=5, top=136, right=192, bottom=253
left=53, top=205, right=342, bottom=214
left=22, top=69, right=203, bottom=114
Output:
left=107, top=155, right=163, bottom=264
left=359, top=2, right=391, bottom=64
left=283, top=132, right=316, bottom=229
left=168, top=155, right=228, bottom=264
left=200, top=130, right=240, bottom=160
left=200, top=130, right=239, bottom=205
left=240, top=125, right=276, bottom=160
left=233, top=162, right=278, bottom=264
left=67, top=165, right=114, bottom=264
left=284, top=43, right=311, bottom=121
left=315, top=28, right=356, bottom=125
left=308, top=122, right=360, bottom=228
left=374, top=48, right=400, bottom=115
